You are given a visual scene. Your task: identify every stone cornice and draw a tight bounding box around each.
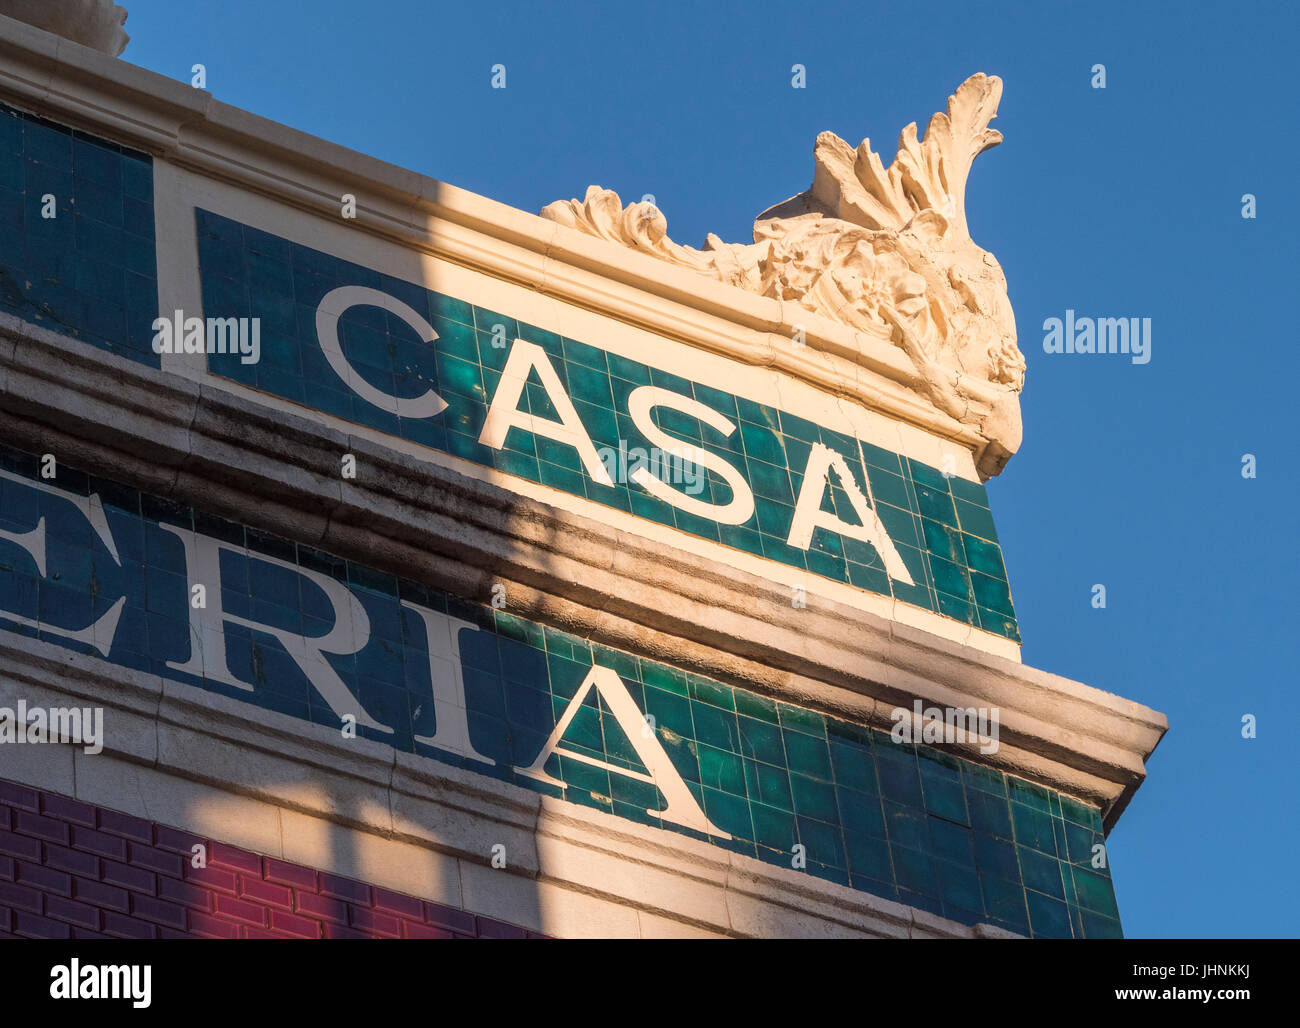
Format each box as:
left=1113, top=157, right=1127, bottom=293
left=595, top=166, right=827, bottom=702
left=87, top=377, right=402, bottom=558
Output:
left=0, top=12, right=1016, bottom=477
left=0, top=313, right=1166, bottom=828
left=0, top=0, right=129, bottom=57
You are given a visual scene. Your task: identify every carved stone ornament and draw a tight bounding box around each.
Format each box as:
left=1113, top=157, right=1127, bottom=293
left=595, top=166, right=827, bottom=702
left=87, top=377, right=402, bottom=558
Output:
left=0, top=0, right=130, bottom=56
left=542, top=74, right=1025, bottom=466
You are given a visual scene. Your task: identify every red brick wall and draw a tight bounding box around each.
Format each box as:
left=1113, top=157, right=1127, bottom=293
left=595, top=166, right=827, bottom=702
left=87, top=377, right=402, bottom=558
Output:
left=0, top=779, right=542, bottom=939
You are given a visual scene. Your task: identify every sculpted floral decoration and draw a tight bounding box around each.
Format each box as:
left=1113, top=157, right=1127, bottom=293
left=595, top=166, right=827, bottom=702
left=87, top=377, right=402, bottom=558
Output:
left=541, top=74, right=1025, bottom=463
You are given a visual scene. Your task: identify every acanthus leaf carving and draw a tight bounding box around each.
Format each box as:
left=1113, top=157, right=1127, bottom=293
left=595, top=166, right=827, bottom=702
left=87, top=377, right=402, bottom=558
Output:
left=541, top=73, right=1026, bottom=471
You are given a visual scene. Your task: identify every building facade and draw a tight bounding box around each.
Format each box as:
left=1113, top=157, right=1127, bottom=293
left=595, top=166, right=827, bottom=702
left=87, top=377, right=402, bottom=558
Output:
left=0, top=5, right=1165, bottom=938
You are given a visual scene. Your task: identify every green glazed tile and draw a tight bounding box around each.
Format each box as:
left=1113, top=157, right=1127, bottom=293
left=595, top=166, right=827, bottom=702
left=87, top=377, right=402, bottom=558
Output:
left=829, top=739, right=877, bottom=794
left=734, top=690, right=779, bottom=724
left=697, top=743, right=746, bottom=795
left=607, top=352, right=651, bottom=385
left=947, top=475, right=989, bottom=507
left=561, top=335, right=607, bottom=371
left=739, top=420, right=786, bottom=466
left=1019, top=846, right=1066, bottom=900
left=859, top=440, right=902, bottom=475
left=971, top=571, right=1015, bottom=618
left=750, top=802, right=798, bottom=852
left=963, top=533, right=1008, bottom=580
left=744, top=757, right=794, bottom=811
left=691, top=700, right=738, bottom=751
left=1007, top=776, right=1053, bottom=812
left=784, top=729, right=832, bottom=780
left=691, top=382, right=737, bottom=418
left=688, top=675, right=734, bottom=711
left=955, top=498, right=999, bottom=543
left=735, top=396, right=780, bottom=429
left=1011, top=803, right=1058, bottom=855
left=777, top=703, right=825, bottom=738
left=1071, top=866, right=1120, bottom=919
left=1026, top=889, right=1073, bottom=938
left=702, top=786, right=753, bottom=841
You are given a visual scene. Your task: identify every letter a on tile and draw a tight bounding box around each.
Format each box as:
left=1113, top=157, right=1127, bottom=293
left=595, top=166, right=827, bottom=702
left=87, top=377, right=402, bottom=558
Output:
left=479, top=339, right=615, bottom=485
left=516, top=664, right=731, bottom=838
left=786, top=443, right=914, bottom=584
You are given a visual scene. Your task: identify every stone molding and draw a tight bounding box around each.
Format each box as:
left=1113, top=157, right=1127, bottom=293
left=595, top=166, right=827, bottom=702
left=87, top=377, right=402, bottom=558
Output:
left=0, top=1, right=129, bottom=57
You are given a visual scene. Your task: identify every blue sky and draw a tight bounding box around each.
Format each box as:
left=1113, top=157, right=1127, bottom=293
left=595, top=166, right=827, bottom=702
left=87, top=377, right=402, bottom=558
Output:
left=120, top=0, right=1297, bottom=937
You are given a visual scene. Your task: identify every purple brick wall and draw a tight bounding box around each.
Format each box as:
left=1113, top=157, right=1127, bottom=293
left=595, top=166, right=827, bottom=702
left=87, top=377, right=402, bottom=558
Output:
left=0, top=780, right=542, bottom=939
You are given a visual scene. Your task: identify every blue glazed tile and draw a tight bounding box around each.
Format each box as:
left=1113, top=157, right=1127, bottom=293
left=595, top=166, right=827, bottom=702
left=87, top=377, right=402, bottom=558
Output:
left=1011, top=802, right=1059, bottom=856
left=929, top=818, right=975, bottom=865
left=750, top=802, right=798, bottom=854
left=790, top=772, right=839, bottom=822
left=844, top=828, right=892, bottom=880
left=974, top=831, right=1020, bottom=880
left=936, top=857, right=984, bottom=912
left=837, top=786, right=887, bottom=840
left=1020, top=845, right=1067, bottom=899
left=981, top=875, right=1029, bottom=933
left=1026, top=889, right=1073, bottom=938
left=829, top=739, right=876, bottom=794
left=884, top=802, right=930, bottom=852
left=876, top=750, right=925, bottom=806
left=892, top=846, right=939, bottom=897
left=797, top=816, right=846, bottom=870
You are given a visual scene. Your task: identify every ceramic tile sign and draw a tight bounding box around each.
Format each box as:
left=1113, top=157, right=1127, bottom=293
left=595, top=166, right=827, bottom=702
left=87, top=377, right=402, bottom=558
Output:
left=0, top=101, right=158, bottom=364
left=0, top=447, right=1116, bottom=936
left=0, top=97, right=1016, bottom=643
left=191, top=211, right=1019, bottom=643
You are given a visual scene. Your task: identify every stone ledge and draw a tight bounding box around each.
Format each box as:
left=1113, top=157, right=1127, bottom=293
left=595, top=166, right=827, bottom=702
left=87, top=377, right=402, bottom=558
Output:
left=0, top=1, right=130, bottom=57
